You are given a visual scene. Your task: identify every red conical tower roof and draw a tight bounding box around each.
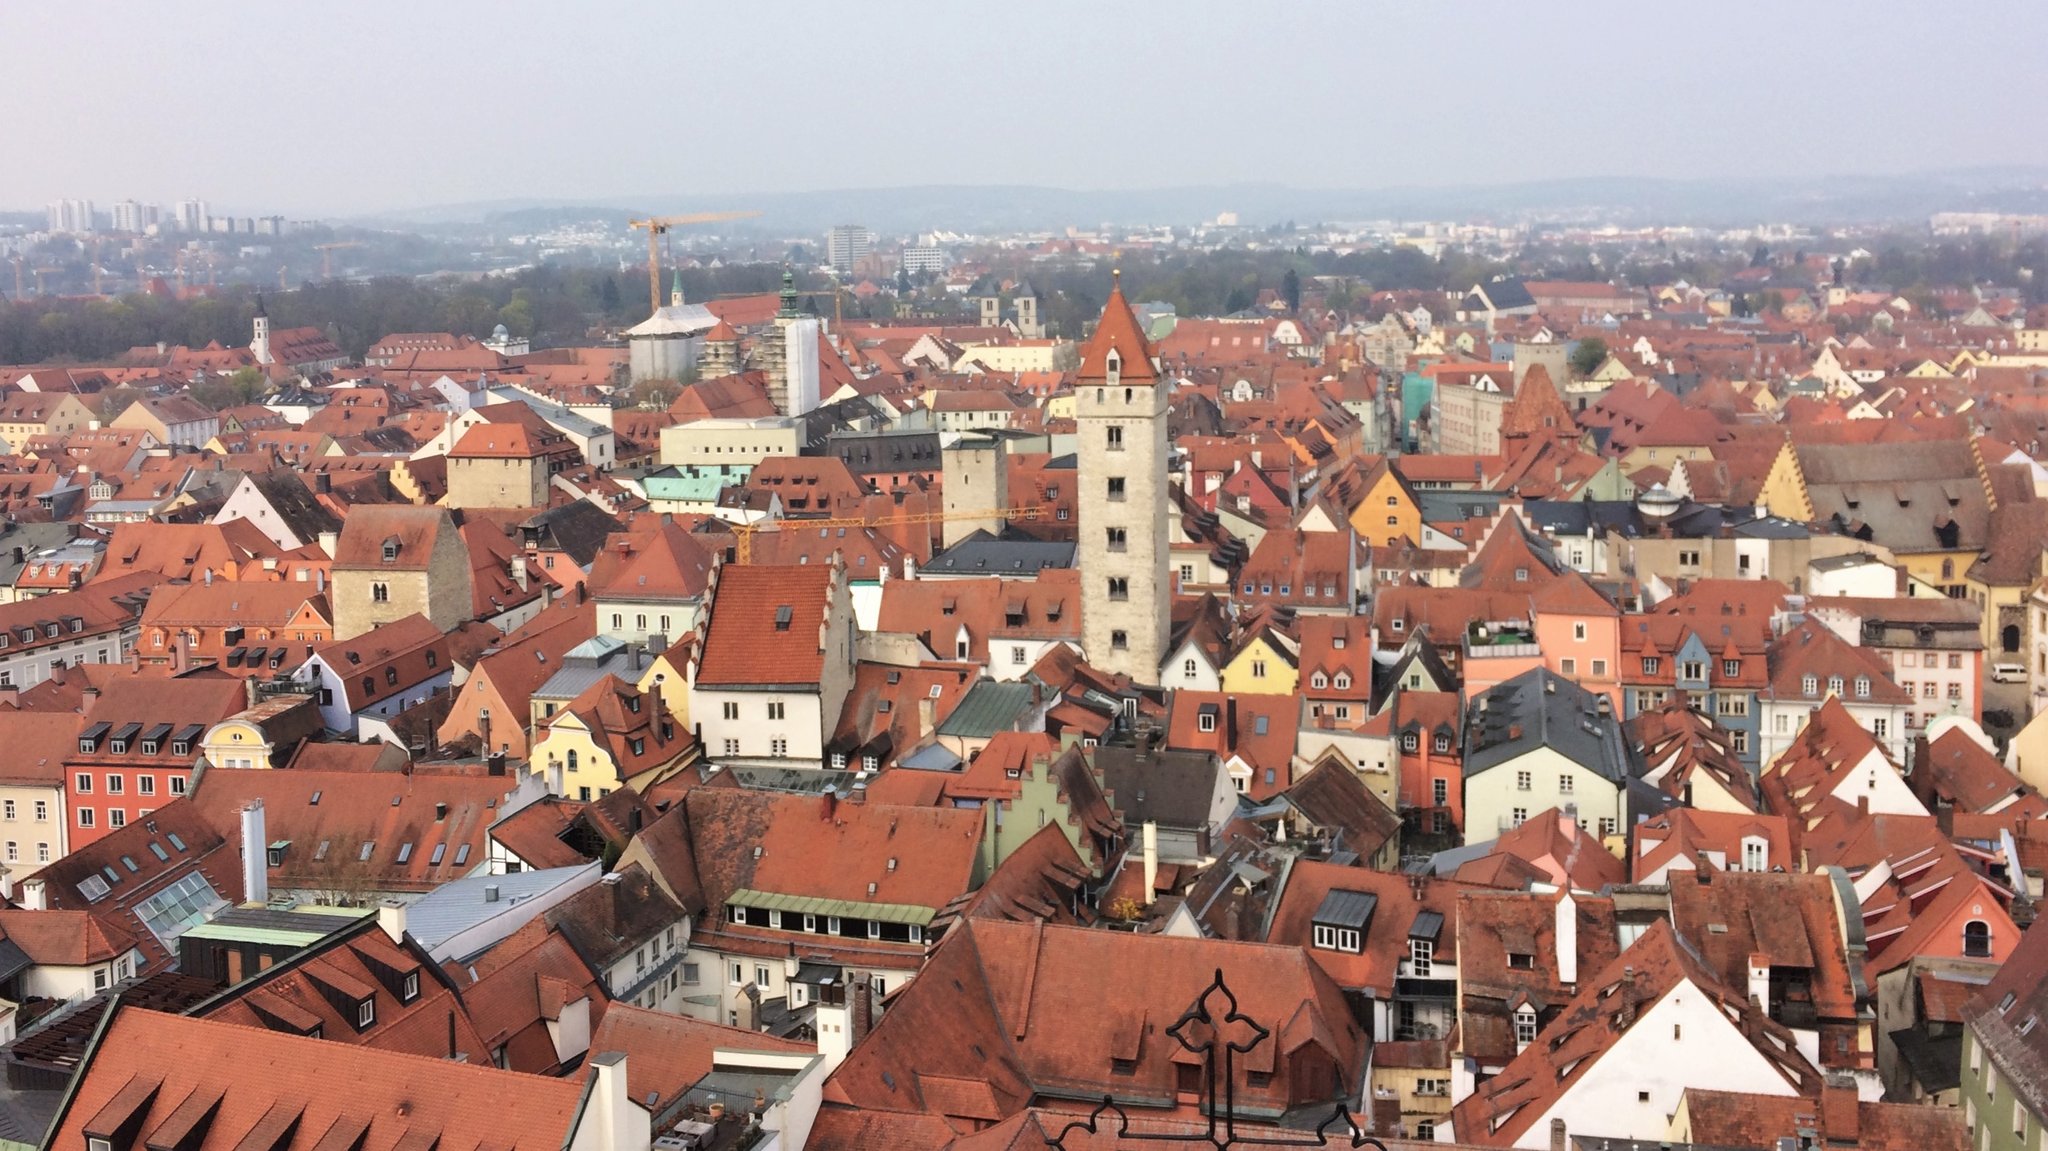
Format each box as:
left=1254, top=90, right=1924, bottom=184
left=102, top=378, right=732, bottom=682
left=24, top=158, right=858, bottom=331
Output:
left=1076, top=272, right=1159, bottom=384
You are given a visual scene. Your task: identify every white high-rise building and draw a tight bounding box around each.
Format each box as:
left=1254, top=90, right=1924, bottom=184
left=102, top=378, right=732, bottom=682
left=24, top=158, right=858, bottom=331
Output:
left=826, top=224, right=872, bottom=274
left=45, top=200, right=95, bottom=234
left=110, top=200, right=152, bottom=234
left=173, top=200, right=210, bottom=233
left=1076, top=274, right=1170, bottom=683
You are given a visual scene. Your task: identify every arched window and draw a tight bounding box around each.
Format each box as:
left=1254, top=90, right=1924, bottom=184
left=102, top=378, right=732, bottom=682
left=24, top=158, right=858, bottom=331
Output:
left=566, top=749, right=579, bottom=773
left=1964, top=920, right=1992, bottom=957
left=1941, top=558, right=1955, bottom=580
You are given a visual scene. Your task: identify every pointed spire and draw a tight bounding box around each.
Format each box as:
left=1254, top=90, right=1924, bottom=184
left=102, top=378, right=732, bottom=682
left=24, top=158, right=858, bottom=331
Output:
left=253, top=293, right=268, bottom=319
left=669, top=269, right=685, bottom=308
left=1076, top=270, right=1157, bottom=384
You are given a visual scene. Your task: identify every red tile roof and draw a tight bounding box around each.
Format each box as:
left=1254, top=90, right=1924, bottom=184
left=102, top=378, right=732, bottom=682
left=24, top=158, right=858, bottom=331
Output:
left=694, top=562, right=838, bottom=689
left=47, top=1007, right=589, bottom=1151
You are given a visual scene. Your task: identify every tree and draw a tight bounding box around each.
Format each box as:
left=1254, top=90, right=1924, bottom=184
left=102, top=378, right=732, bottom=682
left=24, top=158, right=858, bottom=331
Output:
left=599, top=275, right=623, bottom=317
left=1568, top=337, right=1609, bottom=378
left=1750, top=244, right=1771, bottom=268
left=1281, top=268, right=1301, bottom=313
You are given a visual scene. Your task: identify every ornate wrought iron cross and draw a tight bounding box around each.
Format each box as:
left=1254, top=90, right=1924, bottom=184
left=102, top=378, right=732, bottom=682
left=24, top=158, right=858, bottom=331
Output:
left=1045, top=969, right=1388, bottom=1150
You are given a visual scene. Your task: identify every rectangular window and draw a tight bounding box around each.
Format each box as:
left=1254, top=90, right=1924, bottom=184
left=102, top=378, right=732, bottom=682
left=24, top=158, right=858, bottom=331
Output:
left=1511, top=807, right=1527, bottom=826
left=1432, top=779, right=1448, bottom=805
left=170, top=777, right=186, bottom=795
left=1409, top=939, right=1433, bottom=977
left=106, top=775, right=123, bottom=794
left=1591, top=659, right=1607, bottom=677
left=1105, top=425, right=1124, bottom=451
left=75, top=773, right=91, bottom=794
left=766, top=701, right=785, bottom=721
left=77, top=808, right=93, bottom=828
left=722, top=701, right=738, bottom=720
left=1311, top=924, right=1361, bottom=952
left=1560, top=658, right=1576, bottom=675
left=138, top=776, right=154, bottom=795
left=1516, top=770, right=1531, bottom=791
left=1558, top=774, right=1574, bottom=793
left=1105, top=526, right=1127, bottom=552
left=1106, top=477, right=1126, bottom=501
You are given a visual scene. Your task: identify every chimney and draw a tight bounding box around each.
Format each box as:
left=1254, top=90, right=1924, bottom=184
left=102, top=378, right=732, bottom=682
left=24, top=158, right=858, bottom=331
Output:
left=916, top=696, right=935, bottom=739
left=317, top=530, right=338, bottom=558
left=240, top=800, right=269, bottom=905
left=1142, top=821, right=1159, bottom=906
left=82, top=684, right=100, bottom=709
left=1549, top=1118, right=1567, bottom=1151
left=314, top=471, right=332, bottom=494
left=20, top=877, right=46, bottom=912
left=484, top=884, right=501, bottom=903
left=1749, top=952, right=1772, bottom=1016
left=1555, top=891, right=1578, bottom=984
left=1820, top=1079, right=1859, bottom=1144
left=851, top=978, right=874, bottom=1046
left=584, top=1053, right=646, bottom=1151
left=244, top=675, right=261, bottom=710
left=377, top=899, right=408, bottom=945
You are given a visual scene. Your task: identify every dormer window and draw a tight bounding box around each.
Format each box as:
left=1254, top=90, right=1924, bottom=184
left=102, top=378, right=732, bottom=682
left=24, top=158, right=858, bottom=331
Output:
left=1514, top=1005, right=1538, bottom=1047
left=1434, top=734, right=1451, bottom=754
left=381, top=538, right=400, bottom=563
left=1802, top=674, right=1818, bottom=695
left=1311, top=673, right=1328, bottom=690
left=1508, top=951, right=1535, bottom=970
left=1854, top=676, right=1869, bottom=698
left=356, top=998, right=376, bottom=1028
left=1333, top=673, right=1351, bottom=690
left=402, top=971, right=420, bottom=1002
left=1402, top=734, right=1419, bottom=752
left=1827, top=675, right=1843, bottom=695
left=1105, top=350, right=1122, bottom=386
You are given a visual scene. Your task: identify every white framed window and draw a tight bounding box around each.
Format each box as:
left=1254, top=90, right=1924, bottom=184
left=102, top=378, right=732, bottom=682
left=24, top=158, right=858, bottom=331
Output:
left=1312, top=924, right=1361, bottom=952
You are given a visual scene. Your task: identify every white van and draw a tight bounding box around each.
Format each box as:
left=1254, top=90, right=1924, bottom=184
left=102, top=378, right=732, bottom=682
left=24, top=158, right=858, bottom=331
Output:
left=1991, top=662, right=2027, bottom=684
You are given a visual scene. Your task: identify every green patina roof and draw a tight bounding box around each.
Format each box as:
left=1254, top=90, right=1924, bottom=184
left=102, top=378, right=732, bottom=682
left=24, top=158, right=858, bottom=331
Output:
left=933, top=681, right=1035, bottom=739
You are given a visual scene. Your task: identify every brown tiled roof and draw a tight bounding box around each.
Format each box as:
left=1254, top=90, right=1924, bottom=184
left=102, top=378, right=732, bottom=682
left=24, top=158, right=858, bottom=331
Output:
left=1679, top=1086, right=1965, bottom=1151
left=585, top=1003, right=813, bottom=1120
left=1265, top=862, right=1473, bottom=997
left=0, top=908, right=139, bottom=966
left=827, top=919, right=1364, bottom=1126
left=1454, top=890, right=1620, bottom=1065
left=330, top=504, right=453, bottom=569
left=187, top=767, right=516, bottom=894
left=46, top=1006, right=588, bottom=1150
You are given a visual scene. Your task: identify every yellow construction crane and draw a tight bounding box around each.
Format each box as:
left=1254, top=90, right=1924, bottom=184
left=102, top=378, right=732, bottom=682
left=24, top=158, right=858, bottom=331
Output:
left=628, top=211, right=763, bottom=314
left=32, top=267, right=61, bottom=297
left=729, top=505, right=1043, bottom=565
left=315, top=240, right=363, bottom=279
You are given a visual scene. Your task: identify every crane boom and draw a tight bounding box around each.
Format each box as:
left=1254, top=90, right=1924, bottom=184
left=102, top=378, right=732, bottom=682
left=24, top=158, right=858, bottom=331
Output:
left=628, top=211, right=763, bottom=314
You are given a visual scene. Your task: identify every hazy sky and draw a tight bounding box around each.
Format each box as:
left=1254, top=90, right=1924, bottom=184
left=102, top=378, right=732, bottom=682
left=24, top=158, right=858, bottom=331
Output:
left=5, top=1, right=2046, bottom=217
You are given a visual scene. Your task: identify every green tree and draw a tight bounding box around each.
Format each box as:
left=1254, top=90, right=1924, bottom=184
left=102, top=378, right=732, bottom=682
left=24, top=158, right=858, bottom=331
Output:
left=1568, top=337, right=1609, bottom=377
left=1281, top=268, right=1301, bottom=313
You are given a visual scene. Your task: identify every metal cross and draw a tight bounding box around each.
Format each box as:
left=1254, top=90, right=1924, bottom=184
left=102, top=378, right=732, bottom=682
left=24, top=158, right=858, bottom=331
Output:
left=1044, top=968, right=1388, bottom=1149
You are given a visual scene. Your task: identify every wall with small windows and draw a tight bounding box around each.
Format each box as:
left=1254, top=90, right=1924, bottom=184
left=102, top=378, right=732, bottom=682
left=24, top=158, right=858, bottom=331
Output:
left=1502, top=975, right=1805, bottom=1149
left=0, top=782, right=65, bottom=879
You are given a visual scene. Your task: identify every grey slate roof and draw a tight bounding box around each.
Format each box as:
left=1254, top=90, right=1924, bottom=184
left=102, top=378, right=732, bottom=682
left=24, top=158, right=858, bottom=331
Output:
left=1462, top=667, right=1630, bottom=782
left=923, top=529, right=1075, bottom=575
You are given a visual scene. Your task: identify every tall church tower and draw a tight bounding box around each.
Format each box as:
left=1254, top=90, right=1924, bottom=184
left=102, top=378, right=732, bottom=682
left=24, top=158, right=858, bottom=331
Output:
left=1077, top=273, right=1169, bottom=683
left=250, top=294, right=273, bottom=365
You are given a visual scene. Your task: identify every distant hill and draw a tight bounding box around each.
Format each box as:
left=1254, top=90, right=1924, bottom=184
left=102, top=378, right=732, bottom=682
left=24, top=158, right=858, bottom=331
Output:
left=356, top=169, right=2048, bottom=234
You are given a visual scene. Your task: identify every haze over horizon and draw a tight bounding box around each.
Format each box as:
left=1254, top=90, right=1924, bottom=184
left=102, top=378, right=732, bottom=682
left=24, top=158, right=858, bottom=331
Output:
left=6, top=1, right=2048, bottom=219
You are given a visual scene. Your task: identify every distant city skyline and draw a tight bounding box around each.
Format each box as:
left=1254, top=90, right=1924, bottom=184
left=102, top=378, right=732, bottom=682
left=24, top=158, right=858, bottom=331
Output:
left=4, top=1, right=2047, bottom=218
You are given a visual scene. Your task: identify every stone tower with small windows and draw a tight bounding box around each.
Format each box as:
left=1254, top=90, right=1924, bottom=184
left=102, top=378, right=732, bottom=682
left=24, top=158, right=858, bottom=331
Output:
left=1077, top=273, right=1170, bottom=683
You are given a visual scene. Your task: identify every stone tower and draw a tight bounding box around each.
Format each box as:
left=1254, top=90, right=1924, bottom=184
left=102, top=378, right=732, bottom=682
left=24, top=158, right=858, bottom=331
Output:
left=940, top=433, right=1008, bottom=548
left=1077, top=273, right=1170, bottom=683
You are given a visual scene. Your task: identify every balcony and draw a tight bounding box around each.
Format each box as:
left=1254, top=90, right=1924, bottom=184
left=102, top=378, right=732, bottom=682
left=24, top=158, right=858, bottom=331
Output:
left=1464, top=620, right=1540, bottom=660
